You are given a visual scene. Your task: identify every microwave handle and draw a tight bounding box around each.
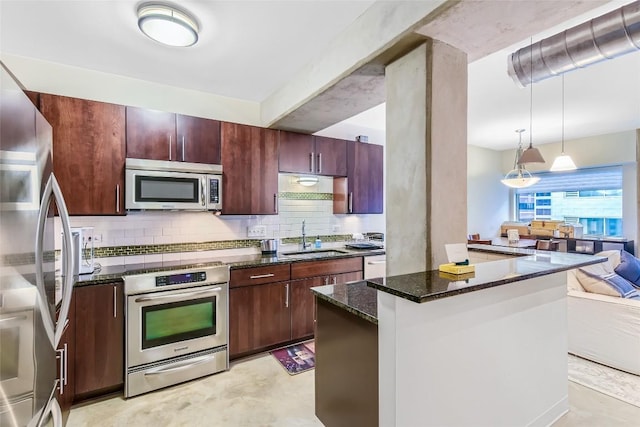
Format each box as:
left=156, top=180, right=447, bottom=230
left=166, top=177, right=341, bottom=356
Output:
left=201, top=177, right=206, bottom=207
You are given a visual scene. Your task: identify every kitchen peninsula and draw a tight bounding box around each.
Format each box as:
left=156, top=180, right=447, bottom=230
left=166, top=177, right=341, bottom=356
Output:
left=312, top=250, right=604, bottom=427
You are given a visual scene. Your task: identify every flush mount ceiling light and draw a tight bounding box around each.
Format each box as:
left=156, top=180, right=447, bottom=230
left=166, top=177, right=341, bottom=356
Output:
left=137, top=3, right=199, bottom=47
left=297, top=176, right=319, bottom=187
left=550, top=74, right=577, bottom=172
left=502, top=129, right=541, bottom=189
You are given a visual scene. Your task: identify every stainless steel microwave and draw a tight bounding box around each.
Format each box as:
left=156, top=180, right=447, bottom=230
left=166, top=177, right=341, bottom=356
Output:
left=125, top=158, right=222, bottom=211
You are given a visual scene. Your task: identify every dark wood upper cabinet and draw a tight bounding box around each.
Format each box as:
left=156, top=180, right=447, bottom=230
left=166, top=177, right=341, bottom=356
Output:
left=278, top=131, right=347, bottom=177
left=126, top=107, right=221, bottom=164
left=125, top=107, right=176, bottom=161
left=40, top=94, right=126, bottom=215
left=176, top=114, right=221, bottom=164
left=334, top=141, right=383, bottom=214
left=221, top=122, right=278, bottom=215
left=314, top=136, right=347, bottom=176
left=279, top=131, right=314, bottom=174
left=74, top=283, right=124, bottom=399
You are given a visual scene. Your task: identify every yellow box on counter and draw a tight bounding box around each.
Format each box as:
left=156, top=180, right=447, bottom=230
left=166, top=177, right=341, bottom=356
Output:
left=438, top=263, right=475, bottom=275
left=530, top=220, right=564, bottom=230
left=439, top=271, right=476, bottom=281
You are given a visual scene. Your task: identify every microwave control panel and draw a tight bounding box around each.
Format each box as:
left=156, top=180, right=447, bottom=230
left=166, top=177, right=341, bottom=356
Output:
left=209, top=178, right=219, bottom=204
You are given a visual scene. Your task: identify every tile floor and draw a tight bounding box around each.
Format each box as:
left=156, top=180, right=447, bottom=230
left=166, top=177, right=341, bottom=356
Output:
left=68, top=353, right=640, bottom=427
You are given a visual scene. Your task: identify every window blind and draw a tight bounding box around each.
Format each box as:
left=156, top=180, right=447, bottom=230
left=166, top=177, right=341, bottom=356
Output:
left=515, top=166, right=622, bottom=194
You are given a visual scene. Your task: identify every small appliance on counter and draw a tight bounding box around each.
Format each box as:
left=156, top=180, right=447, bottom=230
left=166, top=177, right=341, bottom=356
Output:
left=70, top=226, right=95, bottom=274
left=261, top=239, right=278, bottom=255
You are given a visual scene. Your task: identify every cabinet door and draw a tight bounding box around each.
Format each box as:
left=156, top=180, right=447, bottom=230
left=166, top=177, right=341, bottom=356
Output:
left=40, top=94, right=126, bottom=215
left=221, top=122, right=279, bottom=215
left=279, top=130, right=315, bottom=174
left=125, top=106, right=176, bottom=161
left=290, top=276, right=324, bottom=340
left=176, top=114, right=221, bottom=164
left=314, top=136, right=347, bottom=176
left=229, top=282, right=291, bottom=358
left=350, top=142, right=383, bottom=214
left=74, top=283, right=124, bottom=398
left=338, top=141, right=383, bottom=214
left=56, top=294, right=75, bottom=425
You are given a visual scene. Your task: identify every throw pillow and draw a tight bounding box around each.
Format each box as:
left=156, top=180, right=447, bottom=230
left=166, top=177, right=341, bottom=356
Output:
left=613, top=250, right=640, bottom=288
left=576, top=269, right=640, bottom=299
left=594, top=250, right=621, bottom=269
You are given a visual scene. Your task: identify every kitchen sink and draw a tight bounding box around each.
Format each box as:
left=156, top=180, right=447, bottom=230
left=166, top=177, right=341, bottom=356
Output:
left=281, top=249, right=349, bottom=258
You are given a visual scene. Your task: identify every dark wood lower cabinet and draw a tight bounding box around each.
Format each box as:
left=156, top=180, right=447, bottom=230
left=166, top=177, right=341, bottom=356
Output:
left=229, top=282, right=291, bottom=358
left=315, top=298, right=379, bottom=427
left=56, top=295, right=75, bottom=425
left=290, top=277, right=324, bottom=340
left=73, top=283, right=124, bottom=399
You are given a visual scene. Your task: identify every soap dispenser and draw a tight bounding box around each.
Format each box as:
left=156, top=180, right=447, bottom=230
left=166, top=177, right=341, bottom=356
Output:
left=315, top=236, right=322, bottom=249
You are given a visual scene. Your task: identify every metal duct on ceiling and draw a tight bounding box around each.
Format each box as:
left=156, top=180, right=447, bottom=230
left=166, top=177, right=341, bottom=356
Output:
left=508, top=0, right=640, bottom=87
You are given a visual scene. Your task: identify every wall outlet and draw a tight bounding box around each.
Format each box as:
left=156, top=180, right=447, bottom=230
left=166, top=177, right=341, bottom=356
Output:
left=247, top=225, right=267, bottom=238
left=92, top=234, right=102, bottom=243
left=332, top=224, right=341, bottom=232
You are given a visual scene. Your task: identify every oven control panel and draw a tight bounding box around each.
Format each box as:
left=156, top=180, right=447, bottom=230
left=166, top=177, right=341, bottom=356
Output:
left=155, top=271, right=207, bottom=287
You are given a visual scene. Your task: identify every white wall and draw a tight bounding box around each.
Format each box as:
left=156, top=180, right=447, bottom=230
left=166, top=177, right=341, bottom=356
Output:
left=467, top=145, right=509, bottom=238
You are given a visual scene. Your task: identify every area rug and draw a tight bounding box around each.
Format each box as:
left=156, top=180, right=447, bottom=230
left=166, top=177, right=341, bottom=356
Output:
left=568, top=353, right=640, bottom=408
left=271, top=341, right=315, bottom=375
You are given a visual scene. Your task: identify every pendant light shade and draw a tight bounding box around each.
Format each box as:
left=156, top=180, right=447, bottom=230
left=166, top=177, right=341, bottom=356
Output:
left=518, top=143, right=546, bottom=164
left=502, top=129, right=540, bottom=189
left=137, top=3, right=199, bottom=47
left=550, top=74, right=577, bottom=172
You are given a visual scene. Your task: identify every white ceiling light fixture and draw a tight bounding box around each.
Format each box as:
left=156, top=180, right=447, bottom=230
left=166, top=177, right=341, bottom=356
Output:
left=501, top=129, right=541, bottom=188
left=550, top=74, right=577, bottom=172
left=297, top=176, right=319, bottom=187
left=137, top=3, right=199, bottom=47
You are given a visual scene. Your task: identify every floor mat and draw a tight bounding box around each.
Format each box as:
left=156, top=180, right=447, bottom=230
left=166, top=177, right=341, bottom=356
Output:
left=568, top=353, right=640, bottom=408
left=270, top=342, right=315, bottom=375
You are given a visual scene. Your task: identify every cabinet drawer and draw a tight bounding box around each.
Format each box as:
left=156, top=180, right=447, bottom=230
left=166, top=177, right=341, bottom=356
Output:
left=230, top=264, right=291, bottom=288
left=291, top=257, right=363, bottom=279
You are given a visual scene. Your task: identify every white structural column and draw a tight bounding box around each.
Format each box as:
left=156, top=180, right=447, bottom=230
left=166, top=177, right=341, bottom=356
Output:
left=385, top=40, right=468, bottom=276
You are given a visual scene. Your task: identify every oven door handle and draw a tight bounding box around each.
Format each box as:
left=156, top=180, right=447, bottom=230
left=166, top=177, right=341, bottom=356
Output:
left=143, top=354, right=216, bottom=376
left=133, top=286, right=222, bottom=303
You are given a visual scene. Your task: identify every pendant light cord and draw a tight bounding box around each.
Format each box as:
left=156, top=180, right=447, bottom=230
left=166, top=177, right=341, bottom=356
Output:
left=561, top=74, right=565, bottom=154
left=529, top=37, right=533, bottom=149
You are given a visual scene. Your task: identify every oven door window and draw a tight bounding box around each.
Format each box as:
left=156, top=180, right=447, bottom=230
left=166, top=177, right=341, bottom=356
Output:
left=141, top=296, right=216, bottom=349
left=135, top=175, right=199, bottom=203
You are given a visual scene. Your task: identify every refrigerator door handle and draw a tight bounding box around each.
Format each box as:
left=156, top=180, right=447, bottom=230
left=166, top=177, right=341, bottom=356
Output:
left=35, top=174, right=74, bottom=348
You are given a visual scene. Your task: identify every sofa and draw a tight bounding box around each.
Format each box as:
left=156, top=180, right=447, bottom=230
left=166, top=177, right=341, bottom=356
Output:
left=567, top=250, right=640, bottom=375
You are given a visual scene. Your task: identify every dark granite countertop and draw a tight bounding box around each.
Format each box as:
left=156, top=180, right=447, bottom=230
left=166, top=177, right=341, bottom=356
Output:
left=74, top=248, right=385, bottom=286
left=367, top=251, right=604, bottom=303
left=311, top=280, right=378, bottom=324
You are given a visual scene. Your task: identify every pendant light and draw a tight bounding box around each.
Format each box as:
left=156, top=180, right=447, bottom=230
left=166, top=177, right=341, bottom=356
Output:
left=517, top=39, right=545, bottom=165
left=501, top=129, right=541, bottom=188
left=550, top=74, right=577, bottom=172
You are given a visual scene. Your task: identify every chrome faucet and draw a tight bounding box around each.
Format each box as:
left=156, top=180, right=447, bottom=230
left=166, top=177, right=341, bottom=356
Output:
left=302, top=220, right=311, bottom=250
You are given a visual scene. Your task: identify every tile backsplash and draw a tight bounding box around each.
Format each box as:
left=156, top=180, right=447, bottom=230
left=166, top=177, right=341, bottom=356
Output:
left=60, top=174, right=384, bottom=261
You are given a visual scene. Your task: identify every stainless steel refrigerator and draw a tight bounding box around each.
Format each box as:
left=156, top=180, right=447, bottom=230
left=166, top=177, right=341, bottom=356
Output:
left=0, top=62, right=74, bottom=426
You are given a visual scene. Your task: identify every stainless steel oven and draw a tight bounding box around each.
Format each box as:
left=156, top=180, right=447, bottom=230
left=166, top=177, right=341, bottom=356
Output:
left=124, top=265, right=229, bottom=398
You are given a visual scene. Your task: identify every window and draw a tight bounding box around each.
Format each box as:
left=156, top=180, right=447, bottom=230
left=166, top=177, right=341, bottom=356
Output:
left=515, top=166, right=623, bottom=237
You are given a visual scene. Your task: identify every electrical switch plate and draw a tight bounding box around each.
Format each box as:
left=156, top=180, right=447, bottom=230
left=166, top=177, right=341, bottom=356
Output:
left=332, top=224, right=341, bottom=232
left=247, top=225, right=267, bottom=238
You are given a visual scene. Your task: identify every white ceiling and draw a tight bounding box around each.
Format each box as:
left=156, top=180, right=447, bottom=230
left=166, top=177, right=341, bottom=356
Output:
left=1, top=1, right=639, bottom=151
